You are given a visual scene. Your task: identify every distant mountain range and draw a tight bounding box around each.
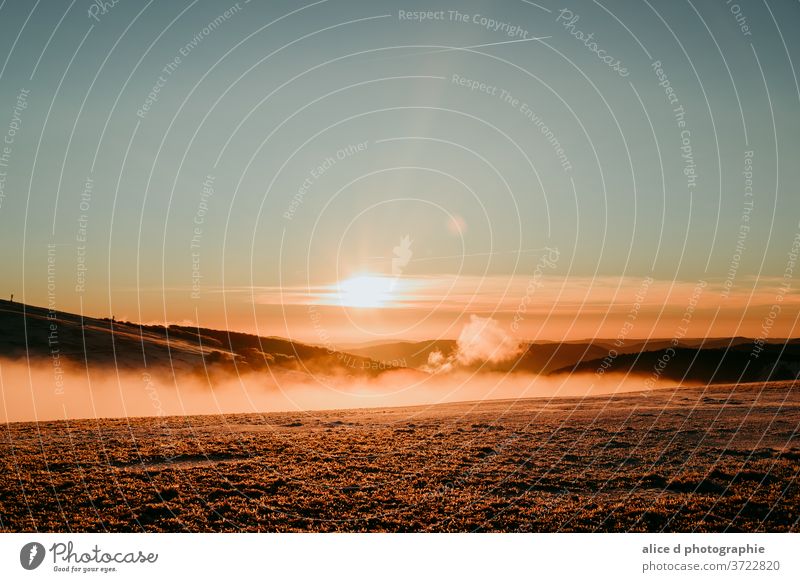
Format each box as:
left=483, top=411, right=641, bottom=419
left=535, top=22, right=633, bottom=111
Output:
left=0, top=299, right=385, bottom=378
left=348, top=336, right=800, bottom=383
left=556, top=343, right=800, bottom=384
left=2, top=299, right=798, bottom=384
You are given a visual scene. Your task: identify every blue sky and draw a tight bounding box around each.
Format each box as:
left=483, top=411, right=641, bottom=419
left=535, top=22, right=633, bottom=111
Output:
left=1, top=0, right=798, bottom=341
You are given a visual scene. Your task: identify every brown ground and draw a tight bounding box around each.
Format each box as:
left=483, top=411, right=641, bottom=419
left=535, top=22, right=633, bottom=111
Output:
left=1, top=381, right=798, bottom=532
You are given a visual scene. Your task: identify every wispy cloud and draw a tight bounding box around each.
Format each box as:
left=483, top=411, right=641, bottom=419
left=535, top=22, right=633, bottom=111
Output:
left=237, top=274, right=799, bottom=316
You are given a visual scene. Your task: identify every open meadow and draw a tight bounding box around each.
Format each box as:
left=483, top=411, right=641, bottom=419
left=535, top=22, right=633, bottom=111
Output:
left=2, top=381, right=798, bottom=532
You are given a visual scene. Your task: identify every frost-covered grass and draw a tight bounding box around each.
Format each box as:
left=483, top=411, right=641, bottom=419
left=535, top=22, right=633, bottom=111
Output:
left=1, top=382, right=798, bottom=532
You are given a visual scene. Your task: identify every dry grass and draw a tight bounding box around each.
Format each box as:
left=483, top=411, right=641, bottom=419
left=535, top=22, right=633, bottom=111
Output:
left=1, top=382, right=798, bottom=532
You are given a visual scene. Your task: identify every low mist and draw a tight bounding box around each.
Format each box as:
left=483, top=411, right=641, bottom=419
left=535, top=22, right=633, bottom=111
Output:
left=0, top=356, right=678, bottom=423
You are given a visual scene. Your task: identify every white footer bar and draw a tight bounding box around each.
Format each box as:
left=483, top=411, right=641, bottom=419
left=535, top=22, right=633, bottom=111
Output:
left=1, top=533, right=797, bottom=581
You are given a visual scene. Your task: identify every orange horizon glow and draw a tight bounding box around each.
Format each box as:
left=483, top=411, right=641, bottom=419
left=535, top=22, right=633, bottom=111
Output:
left=16, top=272, right=800, bottom=345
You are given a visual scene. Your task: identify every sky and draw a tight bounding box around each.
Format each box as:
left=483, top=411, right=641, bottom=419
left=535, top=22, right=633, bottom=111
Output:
left=1, top=0, right=799, bottom=344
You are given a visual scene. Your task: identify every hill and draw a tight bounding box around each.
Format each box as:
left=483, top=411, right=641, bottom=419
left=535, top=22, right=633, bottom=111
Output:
left=0, top=299, right=388, bottom=378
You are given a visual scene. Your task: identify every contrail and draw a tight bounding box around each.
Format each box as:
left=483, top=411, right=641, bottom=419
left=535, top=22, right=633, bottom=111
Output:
left=355, top=36, right=552, bottom=64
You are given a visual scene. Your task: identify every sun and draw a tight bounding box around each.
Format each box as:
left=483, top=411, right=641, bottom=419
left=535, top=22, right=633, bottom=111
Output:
left=336, top=274, right=394, bottom=308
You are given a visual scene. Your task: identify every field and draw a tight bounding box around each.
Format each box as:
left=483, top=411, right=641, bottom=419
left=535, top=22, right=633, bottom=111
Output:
left=1, top=381, right=798, bottom=532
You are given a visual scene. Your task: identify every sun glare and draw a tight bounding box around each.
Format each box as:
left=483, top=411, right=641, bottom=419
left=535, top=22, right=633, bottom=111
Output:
left=336, top=275, right=394, bottom=308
